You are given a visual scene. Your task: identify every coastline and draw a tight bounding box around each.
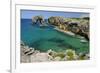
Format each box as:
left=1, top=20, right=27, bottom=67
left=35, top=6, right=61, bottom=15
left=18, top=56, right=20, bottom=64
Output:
left=54, top=26, right=89, bottom=42
left=21, top=41, right=89, bottom=63
left=54, top=27, right=75, bottom=36
left=21, top=18, right=89, bottom=63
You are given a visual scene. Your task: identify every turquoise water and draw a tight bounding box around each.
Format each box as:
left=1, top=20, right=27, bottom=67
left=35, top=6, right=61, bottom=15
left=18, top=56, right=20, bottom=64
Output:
left=21, top=19, right=89, bottom=53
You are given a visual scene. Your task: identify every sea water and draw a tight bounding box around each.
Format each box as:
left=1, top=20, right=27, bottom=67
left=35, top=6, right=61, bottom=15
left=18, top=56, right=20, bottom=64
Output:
left=21, top=19, right=89, bottom=53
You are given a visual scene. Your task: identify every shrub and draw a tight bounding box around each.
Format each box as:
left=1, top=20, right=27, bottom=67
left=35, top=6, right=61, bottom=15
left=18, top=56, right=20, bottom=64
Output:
left=65, top=49, right=78, bottom=60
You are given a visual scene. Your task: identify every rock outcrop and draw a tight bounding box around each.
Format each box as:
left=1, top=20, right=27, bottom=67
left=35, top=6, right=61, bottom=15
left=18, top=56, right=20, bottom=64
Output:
left=32, top=16, right=44, bottom=24
left=21, top=41, right=50, bottom=63
left=21, top=40, right=89, bottom=62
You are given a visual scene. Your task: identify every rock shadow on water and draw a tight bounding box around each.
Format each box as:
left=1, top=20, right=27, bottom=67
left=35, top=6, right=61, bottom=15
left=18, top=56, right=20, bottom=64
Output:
left=31, top=22, right=55, bottom=30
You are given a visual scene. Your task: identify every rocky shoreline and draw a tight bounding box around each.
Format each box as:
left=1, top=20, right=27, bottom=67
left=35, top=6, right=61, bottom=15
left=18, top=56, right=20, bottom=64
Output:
left=21, top=42, right=50, bottom=63
left=32, top=16, right=89, bottom=41
left=21, top=41, right=89, bottom=63
left=54, top=27, right=75, bottom=36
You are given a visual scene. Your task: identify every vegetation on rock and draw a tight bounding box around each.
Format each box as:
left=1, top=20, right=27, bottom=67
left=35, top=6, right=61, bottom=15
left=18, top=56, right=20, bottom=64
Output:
left=48, top=17, right=89, bottom=41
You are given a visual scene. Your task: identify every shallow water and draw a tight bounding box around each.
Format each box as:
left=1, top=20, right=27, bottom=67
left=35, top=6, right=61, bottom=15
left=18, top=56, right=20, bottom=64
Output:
left=21, top=19, right=89, bottom=53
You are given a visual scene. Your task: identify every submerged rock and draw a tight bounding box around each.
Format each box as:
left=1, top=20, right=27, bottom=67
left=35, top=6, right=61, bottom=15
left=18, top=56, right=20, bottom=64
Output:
left=21, top=41, right=25, bottom=46
left=80, top=39, right=87, bottom=43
